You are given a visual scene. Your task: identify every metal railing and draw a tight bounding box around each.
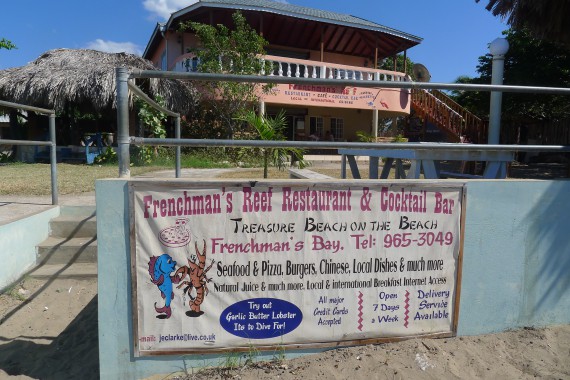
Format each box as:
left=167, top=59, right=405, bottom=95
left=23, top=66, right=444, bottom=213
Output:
left=0, top=100, right=58, bottom=205
left=117, top=69, right=570, bottom=179
left=127, top=81, right=182, bottom=177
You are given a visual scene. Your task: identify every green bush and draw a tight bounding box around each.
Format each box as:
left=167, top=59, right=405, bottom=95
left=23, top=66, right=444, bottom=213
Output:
left=94, top=147, right=117, bottom=165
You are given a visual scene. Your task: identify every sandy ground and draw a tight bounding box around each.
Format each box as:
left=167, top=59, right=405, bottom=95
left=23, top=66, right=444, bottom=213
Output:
left=1, top=276, right=569, bottom=380
left=0, top=276, right=98, bottom=380
left=159, top=326, right=570, bottom=380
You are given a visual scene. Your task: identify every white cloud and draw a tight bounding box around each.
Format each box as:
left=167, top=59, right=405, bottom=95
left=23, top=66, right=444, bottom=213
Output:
left=85, top=39, right=142, bottom=56
left=142, top=0, right=289, bottom=20
left=143, top=0, right=198, bottom=20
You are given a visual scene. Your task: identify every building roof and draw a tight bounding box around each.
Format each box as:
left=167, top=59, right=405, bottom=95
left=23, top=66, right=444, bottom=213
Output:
left=0, top=49, right=196, bottom=113
left=144, top=0, right=422, bottom=61
left=171, top=0, right=421, bottom=41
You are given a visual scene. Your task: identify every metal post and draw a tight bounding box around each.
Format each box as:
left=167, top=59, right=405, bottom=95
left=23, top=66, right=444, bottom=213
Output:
left=175, top=116, right=181, bottom=178
left=372, top=110, right=378, bottom=138
left=49, top=114, right=58, bottom=205
left=372, top=72, right=380, bottom=138
left=258, top=100, right=265, bottom=116
left=116, top=67, right=131, bottom=177
left=488, top=38, right=509, bottom=144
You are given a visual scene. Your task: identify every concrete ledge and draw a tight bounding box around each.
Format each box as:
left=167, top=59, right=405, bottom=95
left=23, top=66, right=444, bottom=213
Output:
left=439, top=170, right=482, bottom=179
left=0, top=206, right=60, bottom=290
left=289, top=168, right=334, bottom=179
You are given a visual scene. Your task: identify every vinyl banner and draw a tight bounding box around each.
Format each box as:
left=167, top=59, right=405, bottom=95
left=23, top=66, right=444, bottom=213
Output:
left=131, top=181, right=464, bottom=355
left=263, top=84, right=410, bottom=113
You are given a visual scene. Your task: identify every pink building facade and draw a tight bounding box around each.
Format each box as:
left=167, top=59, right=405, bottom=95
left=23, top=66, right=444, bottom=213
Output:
left=143, top=0, right=421, bottom=141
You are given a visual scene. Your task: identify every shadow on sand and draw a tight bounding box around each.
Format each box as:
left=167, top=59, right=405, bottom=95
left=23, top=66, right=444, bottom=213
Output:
left=0, top=296, right=99, bottom=380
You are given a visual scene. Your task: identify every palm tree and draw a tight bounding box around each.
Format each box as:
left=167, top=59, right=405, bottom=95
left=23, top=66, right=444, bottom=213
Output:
left=476, top=0, right=570, bottom=45
left=237, top=110, right=307, bottom=178
left=0, top=38, right=16, bottom=50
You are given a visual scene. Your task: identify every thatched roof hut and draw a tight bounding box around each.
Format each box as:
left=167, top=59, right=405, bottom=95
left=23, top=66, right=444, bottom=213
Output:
left=0, top=48, right=196, bottom=114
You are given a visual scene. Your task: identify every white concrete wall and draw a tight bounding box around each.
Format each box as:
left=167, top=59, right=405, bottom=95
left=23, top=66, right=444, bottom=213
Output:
left=96, top=179, right=570, bottom=379
left=0, top=207, right=59, bottom=290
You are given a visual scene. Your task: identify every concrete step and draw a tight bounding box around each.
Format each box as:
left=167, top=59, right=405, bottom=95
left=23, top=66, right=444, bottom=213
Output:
left=37, top=236, right=98, bottom=265
left=59, top=205, right=96, bottom=218
left=50, top=214, right=97, bottom=238
left=28, top=262, right=97, bottom=279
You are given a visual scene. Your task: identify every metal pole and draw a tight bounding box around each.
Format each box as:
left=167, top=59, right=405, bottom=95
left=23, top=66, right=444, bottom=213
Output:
left=131, top=70, right=570, bottom=95
left=372, top=110, right=378, bottom=138
left=49, top=114, right=58, bottom=205
left=175, top=116, right=181, bottom=178
left=372, top=72, right=380, bottom=138
left=489, top=56, right=505, bottom=143
left=488, top=38, right=509, bottom=144
left=116, top=67, right=131, bottom=178
left=130, top=137, right=570, bottom=153
left=258, top=100, right=265, bottom=116
left=0, top=100, right=54, bottom=115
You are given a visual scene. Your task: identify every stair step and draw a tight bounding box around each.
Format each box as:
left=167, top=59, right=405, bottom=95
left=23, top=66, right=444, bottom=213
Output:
left=50, top=214, right=97, bottom=238
left=37, top=237, right=98, bottom=265
left=59, top=205, right=96, bottom=217
left=28, top=262, right=98, bottom=279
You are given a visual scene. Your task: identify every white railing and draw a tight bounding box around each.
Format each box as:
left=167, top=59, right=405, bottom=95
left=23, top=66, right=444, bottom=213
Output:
left=170, top=53, right=408, bottom=82
left=262, top=54, right=408, bottom=82
left=170, top=53, right=196, bottom=73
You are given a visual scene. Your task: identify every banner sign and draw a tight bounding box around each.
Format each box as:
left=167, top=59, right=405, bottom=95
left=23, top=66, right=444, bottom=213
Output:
left=262, top=84, right=410, bottom=113
left=131, top=181, right=464, bottom=355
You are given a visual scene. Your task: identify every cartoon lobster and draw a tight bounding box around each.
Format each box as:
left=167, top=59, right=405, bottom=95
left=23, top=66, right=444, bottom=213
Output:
left=174, top=240, right=215, bottom=316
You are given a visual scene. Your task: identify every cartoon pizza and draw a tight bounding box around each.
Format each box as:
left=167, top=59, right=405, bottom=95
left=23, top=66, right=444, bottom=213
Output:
left=159, top=218, right=191, bottom=247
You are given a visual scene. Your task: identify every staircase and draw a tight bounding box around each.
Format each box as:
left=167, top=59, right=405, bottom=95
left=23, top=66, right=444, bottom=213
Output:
left=29, top=206, right=97, bottom=279
left=411, top=89, right=487, bottom=143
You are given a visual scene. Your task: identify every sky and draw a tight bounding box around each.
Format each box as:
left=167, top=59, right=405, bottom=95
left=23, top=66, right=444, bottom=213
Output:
left=0, top=0, right=508, bottom=83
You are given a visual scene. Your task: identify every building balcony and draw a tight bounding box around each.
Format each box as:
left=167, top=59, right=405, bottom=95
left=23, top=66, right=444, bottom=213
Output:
left=170, top=54, right=411, bottom=114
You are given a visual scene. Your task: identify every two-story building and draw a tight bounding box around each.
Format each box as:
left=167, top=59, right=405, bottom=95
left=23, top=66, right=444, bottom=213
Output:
left=143, top=0, right=422, bottom=142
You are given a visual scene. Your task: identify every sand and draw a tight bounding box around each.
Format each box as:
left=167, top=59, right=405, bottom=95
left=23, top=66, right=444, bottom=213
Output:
left=1, top=275, right=569, bottom=380
left=0, top=276, right=98, bottom=380
left=177, top=325, right=570, bottom=380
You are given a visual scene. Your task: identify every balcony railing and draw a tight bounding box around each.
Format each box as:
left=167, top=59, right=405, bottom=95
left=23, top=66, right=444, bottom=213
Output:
left=262, top=55, right=407, bottom=82
left=171, top=53, right=196, bottom=72
left=170, top=53, right=408, bottom=83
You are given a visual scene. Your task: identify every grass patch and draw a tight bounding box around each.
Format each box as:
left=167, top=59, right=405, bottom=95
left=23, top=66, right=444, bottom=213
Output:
left=0, top=154, right=399, bottom=197
left=147, top=147, right=263, bottom=169
left=0, top=162, right=165, bottom=196
left=180, top=153, right=233, bottom=169
left=1, top=277, right=30, bottom=302
left=0, top=151, right=242, bottom=196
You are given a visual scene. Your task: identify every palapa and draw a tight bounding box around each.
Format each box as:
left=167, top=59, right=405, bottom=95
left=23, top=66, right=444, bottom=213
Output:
left=0, top=48, right=196, bottom=114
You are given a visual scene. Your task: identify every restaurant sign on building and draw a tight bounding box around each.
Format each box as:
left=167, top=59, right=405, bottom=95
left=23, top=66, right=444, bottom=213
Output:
left=263, top=84, right=410, bottom=112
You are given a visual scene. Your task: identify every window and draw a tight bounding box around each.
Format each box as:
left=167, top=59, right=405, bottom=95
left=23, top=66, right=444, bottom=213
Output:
left=185, top=56, right=200, bottom=72
left=309, top=116, right=324, bottom=139
left=330, top=118, right=344, bottom=139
